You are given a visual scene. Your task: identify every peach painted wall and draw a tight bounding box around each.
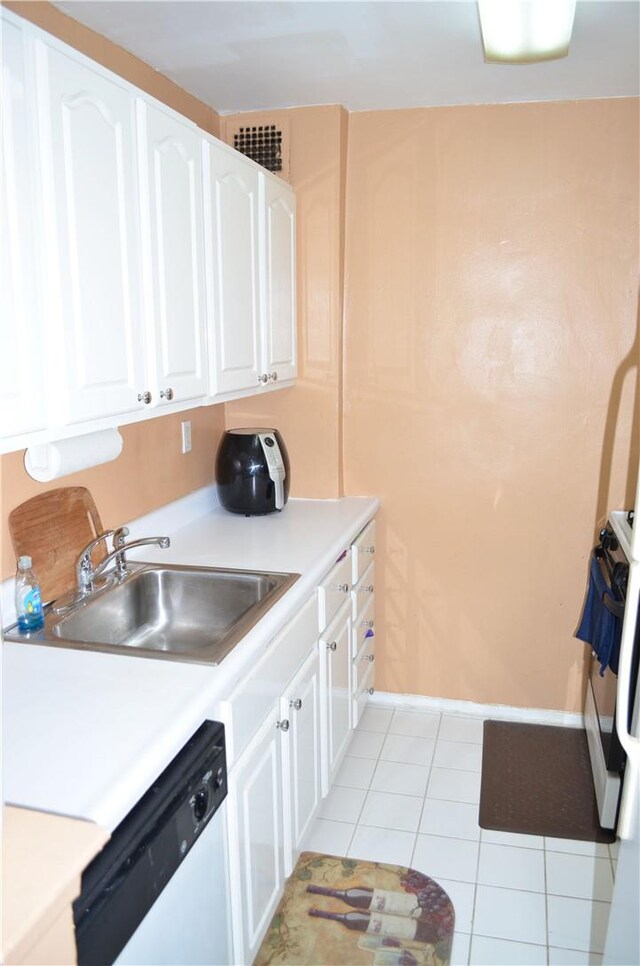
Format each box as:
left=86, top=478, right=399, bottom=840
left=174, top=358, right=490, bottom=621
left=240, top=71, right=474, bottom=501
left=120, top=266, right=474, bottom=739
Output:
left=222, top=106, right=348, bottom=499
left=343, top=98, right=639, bottom=712
left=0, top=2, right=225, bottom=581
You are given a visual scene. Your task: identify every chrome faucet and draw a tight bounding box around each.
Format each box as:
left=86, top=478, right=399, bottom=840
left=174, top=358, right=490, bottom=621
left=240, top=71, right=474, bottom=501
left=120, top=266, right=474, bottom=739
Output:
left=75, top=528, right=171, bottom=594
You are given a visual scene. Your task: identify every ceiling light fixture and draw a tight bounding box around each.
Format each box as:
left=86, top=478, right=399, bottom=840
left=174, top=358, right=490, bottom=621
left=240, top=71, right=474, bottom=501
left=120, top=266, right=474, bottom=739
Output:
left=477, top=0, right=577, bottom=64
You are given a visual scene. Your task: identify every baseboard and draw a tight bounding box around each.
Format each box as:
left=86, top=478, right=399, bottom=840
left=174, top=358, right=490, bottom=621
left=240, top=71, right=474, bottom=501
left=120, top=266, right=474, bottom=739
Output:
left=369, top=690, right=584, bottom=729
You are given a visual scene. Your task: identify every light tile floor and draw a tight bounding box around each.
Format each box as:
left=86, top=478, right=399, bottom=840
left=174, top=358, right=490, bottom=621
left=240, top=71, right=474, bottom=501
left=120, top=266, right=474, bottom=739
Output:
left=302, top=704, right=617, bottom=966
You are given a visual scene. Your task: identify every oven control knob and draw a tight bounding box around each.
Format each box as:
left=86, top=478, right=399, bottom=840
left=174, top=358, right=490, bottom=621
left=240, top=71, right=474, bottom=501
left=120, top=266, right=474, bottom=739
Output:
left=193, top=788, right=209, bottom=823
left=599, top=528, right=619, bottom=552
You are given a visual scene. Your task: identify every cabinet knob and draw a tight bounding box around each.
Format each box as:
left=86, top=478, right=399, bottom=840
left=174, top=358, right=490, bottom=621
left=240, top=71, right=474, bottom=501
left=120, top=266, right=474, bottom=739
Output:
left=365, top=654, right=375, bottom=663
left=269, top=371, right=278, bottom=382
left=362, top=546, right=375, bottom=554
left=290, top=698, right=303, bottom=711
left=326, top=641, right=337, bottom=651
left=160, top=387, right=174, bottom=401
left=361, top=619, right=374, bottom=629
left=362, top=687, right=375, bottom=696
left=277, top=719, right=290, bottom=732
left=359, top=584, right=374, bottom=593
left=258, top=373, right=269, bottom=384
left=137, top=390, right=152, bottom=405
left=337, top=583, right=350, bottom=593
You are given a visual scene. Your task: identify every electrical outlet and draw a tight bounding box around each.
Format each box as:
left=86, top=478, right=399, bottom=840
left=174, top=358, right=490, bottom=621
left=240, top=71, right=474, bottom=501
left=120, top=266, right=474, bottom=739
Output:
left=181, top=420, right=192, bottom=454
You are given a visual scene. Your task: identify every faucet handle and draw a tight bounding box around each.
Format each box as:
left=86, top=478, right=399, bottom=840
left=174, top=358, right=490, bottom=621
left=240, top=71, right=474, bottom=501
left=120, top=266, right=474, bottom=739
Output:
left=113, top=526, right=130, bottom=550
left=79, top=530, right=116, bottom=563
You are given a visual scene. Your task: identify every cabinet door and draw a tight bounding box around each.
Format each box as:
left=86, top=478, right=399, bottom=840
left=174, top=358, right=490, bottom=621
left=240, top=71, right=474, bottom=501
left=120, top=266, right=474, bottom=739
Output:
left=37, top=41, right=146, bottom=424
left=138, top=99, right=208, bottom=406
left=205, top=141, right=261, bottom=394
left=0, top=16, right=47, bottom=445
left=227, top=708, right=285, bottom=965
left=281, top=649, right=322, bottom=875
left=261, top=175, right=297, bottom=384
left=320, top=600, right=353, bottom=794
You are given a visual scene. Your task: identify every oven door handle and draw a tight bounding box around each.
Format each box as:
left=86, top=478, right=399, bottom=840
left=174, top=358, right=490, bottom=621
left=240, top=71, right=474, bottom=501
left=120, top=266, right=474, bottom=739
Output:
left=615, top=559, right=640, bottom=840
left=602, top=593, right=625, bottom=620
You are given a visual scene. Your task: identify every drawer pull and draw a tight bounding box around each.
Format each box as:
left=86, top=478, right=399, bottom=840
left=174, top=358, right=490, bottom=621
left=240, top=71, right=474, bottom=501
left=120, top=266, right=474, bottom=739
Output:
left=276, top=719, right=290, bottom=732
left=337, top=583, right=350, bottom=593
left=290, top=698, right=303, bottom=711
left=326, top=641, right=338, bottom=651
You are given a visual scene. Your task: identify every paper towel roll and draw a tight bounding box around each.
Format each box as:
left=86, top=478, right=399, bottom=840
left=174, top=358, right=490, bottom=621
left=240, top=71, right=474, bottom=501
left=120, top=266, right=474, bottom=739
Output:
left=24, top=429, right=124, bottom=482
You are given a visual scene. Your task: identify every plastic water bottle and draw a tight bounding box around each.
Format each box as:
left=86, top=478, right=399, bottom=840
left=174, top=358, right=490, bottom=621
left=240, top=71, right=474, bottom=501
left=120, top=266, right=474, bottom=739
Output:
left=15, top=555, right=45, bottom=632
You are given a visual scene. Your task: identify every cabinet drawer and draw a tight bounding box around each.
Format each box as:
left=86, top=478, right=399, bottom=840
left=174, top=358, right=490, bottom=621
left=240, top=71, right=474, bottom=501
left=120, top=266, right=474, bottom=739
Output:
left=351, top=519, right=376, bottom=584
left=352, top=661, right=375, bottom=728
left=352, top=594, right=375, bottom=658
left=317, top=553, right=351, bottom=632
left=353, top=633, right=376, bottom=691
left=222, top=595, right=317, bottom=765
left=351, top=561, right=375, bottom=621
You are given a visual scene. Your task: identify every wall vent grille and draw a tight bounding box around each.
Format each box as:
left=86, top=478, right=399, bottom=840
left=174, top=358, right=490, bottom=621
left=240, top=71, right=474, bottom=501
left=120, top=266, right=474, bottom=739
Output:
left=234, top=125, right=282, bottom=173
left=223, top=115, right=290, bottom=181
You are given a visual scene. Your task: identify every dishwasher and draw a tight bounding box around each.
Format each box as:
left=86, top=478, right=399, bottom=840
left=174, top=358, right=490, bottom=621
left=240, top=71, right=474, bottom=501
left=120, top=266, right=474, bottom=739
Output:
left=73, top=720, right=231, bottom=966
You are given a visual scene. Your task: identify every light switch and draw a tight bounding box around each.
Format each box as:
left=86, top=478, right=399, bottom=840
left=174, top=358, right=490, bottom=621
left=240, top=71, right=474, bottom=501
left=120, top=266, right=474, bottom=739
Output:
left=181, top=420, right=192, bottom=454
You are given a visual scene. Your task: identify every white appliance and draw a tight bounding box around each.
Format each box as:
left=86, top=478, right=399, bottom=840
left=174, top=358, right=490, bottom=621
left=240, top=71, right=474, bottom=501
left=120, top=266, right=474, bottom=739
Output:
left=603, top=475, right=640, bottom=964
left=73, top=720, right=232, bottom=965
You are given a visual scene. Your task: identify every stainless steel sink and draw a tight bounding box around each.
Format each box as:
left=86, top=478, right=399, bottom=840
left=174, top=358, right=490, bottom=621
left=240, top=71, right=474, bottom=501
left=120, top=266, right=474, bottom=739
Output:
left=4, top=563, right=299, bottom=665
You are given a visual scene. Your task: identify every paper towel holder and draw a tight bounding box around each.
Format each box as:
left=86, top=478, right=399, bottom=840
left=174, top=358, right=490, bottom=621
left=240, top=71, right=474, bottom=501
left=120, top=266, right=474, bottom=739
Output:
left=24, top=429, right=124, bottom=483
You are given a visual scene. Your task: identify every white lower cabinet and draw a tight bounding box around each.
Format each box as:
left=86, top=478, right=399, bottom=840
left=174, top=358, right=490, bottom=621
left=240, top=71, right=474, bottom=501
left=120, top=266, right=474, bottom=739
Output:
left=319, top=599, right=353, bottom=795
left=227, top=707, right=285, bottom=965
left=225, top=516, right=376, bottom=963
left=351, top=526, right=377, bottom=727
left=224, top=596, right=320, bottom=963
left=280, top=649, right=322, bottom=876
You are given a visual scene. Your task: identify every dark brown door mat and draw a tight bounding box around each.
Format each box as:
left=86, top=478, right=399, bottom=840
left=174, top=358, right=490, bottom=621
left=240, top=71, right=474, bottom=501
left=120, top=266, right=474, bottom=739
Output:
left=256, top=852, right=455, bottom=965
left=479, top=720, right=615, bottom=844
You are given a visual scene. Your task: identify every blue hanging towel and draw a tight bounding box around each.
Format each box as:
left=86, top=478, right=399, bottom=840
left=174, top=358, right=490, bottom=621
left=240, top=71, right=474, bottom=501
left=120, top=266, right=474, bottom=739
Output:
left=575, top=551, right=623, bottom=676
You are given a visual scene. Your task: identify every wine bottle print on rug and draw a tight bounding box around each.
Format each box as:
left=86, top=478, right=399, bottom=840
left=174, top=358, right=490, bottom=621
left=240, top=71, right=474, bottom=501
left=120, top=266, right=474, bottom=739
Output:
left=255, top=853, right=455, bottom=966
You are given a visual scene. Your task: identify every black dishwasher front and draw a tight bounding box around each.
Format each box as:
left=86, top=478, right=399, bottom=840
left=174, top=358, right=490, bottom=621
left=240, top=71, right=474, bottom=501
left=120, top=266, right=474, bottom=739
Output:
left=73, top=720, right=228, bottom=966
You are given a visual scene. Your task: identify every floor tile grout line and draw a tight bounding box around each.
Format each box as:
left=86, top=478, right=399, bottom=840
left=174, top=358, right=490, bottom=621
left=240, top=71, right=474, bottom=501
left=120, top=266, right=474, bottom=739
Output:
left=344, top=708, right=389, bottom=858
left=467, top=799, right=482, bottom=965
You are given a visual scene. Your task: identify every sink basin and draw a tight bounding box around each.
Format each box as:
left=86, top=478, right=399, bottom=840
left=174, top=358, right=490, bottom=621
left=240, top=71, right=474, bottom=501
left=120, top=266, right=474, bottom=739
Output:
left=4, top=563, right=299, bottom=665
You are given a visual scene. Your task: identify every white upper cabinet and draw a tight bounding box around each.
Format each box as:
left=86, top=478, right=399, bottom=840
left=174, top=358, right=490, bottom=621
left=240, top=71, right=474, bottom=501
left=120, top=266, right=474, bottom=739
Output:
left=204, top=140, right=262, bottom=395
left=0, top=9, right=296, bottom=453
left=205, top=142, right=297, bottom=400
left=262, top=174, right=297, bottom=386
left=137, top=99, right=208, bottom=408
left=0, top=17, right=47, bottom=444
left=35, top=40, right=147, bottom=425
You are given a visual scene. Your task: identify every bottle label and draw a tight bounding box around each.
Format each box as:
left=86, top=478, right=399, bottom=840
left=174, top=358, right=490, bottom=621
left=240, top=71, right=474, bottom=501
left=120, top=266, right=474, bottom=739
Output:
left=366, top=913, right=418, bottom=941
left=24, top=587, right=43, bottom=617
left=370, top=889, right=422, bottom=919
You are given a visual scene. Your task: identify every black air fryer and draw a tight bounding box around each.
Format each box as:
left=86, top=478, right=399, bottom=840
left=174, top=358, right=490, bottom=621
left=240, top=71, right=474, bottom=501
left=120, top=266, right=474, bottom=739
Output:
left=215, top=428, right=290, bottom=515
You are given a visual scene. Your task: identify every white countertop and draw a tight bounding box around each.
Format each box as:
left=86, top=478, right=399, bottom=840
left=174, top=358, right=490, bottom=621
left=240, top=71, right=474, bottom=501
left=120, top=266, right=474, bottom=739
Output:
left=2, top=493, right=378, bottom=830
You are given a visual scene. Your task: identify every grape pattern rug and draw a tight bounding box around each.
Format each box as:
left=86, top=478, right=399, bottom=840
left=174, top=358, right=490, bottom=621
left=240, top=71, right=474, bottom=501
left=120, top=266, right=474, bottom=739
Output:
left=255, top=852, right=454, bottom=966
